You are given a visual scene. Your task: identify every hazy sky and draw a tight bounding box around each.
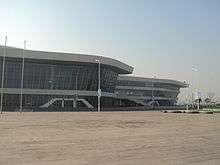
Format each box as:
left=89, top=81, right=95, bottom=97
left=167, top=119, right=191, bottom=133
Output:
left=0, top=0, right=220, bottom=101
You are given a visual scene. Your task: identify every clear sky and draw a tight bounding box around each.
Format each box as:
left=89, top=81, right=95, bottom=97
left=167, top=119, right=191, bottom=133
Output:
left=0, top=0, right=220, bottom=102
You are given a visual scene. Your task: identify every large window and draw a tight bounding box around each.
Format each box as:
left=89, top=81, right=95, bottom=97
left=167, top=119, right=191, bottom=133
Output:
left=0, top=58, right=118, bottom=93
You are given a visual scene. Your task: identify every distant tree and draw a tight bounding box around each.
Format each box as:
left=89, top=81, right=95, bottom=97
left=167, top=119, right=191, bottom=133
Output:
left=207, top=92, right=215, bottom=101
left=204, top=98, right=211, bottom=103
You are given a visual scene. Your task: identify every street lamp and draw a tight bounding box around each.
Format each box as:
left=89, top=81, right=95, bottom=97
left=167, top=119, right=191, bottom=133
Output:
left=74, top=67, right=80, bottom=109
left=20, top=40, right=26, bottom=113
left=0, top=36, right=7, bottom=114
left=192, top=67, right=200, bottom=110
left=95, top=59, right=101, bottom=112
left=151, top=75, right=156, bottom=109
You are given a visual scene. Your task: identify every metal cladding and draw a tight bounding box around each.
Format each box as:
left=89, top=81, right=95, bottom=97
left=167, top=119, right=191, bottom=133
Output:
left=0, top=45, right=133, bottom=74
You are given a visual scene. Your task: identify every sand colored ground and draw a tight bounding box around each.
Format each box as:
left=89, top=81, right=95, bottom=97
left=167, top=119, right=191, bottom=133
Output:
left=0, top=111, right=219, bottom=165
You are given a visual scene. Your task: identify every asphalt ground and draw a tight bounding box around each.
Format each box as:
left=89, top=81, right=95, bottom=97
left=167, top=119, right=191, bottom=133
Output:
left=0, top=111, right=219, bottom=165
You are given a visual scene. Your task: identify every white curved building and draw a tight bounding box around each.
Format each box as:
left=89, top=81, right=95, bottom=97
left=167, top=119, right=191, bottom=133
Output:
left=116, top=76, right=188, bottom=106
left=0, top=45, right=188, bottom=111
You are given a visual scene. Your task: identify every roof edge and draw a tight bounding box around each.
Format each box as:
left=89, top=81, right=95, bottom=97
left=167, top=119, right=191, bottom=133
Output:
left=118, top=75, right=189, bottom=88
left=0, top=45, right=133, bottom=74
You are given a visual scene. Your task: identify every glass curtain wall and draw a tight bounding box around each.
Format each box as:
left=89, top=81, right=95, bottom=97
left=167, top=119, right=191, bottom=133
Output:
left=0, top=58, right=118, bottom=93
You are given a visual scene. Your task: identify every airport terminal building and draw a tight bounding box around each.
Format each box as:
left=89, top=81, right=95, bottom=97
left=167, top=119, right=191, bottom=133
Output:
left=0, top=46, right=188, bottom=111
left=116, top=76, right=188, bottom=107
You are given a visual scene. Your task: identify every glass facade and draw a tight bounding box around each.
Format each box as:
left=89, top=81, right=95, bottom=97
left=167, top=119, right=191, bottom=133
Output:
left=0, top=57, right=118, bottom=92
left=117, top=79, right=179, bottom=99
left=116, top=79, right=181, bottom=106
left=0, top=57, right=119, bottom=111
left=116, top=89, right=178, bottom=98
left=0, top=55, right=185, bottom=110
left=117, top=80, right=180, bottom=91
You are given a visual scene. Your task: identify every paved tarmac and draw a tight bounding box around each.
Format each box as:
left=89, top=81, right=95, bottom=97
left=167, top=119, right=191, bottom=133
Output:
left=0, top=111, right=219, bottom=165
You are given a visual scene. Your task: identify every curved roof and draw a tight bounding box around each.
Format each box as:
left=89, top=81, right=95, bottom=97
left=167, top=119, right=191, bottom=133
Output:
left=118, top=75, right=188, bottom=88
left=0, top=45, right=133, bottom=74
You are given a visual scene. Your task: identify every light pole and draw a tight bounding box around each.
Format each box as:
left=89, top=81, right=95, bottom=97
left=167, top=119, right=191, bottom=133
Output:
left=95, top=59, right=101, bottom=112
left=151, top=75, right=156, bottom=109
left=186, top=80, right=191, bottom=111
left=0, top=36, right=7, bottom=114
left=192, top=67, right=200, bottom=110
left=20, top=40, right=26, bottom=113
left=74, top=68, right=79, bottom=109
